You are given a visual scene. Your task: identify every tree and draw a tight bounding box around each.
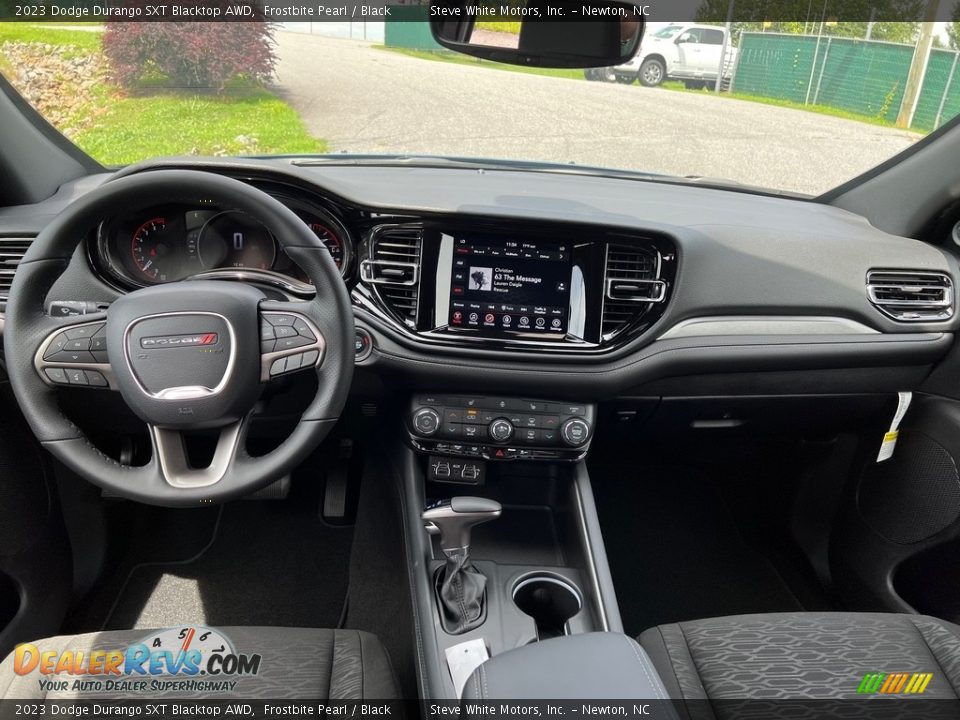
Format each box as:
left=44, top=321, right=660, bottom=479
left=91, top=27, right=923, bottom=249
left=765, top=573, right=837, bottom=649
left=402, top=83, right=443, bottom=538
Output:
left=947, top=20, right=960, bottom=50
left=694, top=0, right=924, bottom=43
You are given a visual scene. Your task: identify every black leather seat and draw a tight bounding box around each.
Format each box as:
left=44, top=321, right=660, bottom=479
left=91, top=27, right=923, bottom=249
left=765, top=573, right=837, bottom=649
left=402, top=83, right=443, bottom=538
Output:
left=0, top=627, right=398, bottom=699
left=638, top=612, right=960, bottom=701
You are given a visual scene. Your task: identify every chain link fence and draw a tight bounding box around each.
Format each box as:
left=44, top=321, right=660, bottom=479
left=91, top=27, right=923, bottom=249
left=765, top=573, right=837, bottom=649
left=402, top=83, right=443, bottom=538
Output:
left=733, top=32, right=960, bottom=131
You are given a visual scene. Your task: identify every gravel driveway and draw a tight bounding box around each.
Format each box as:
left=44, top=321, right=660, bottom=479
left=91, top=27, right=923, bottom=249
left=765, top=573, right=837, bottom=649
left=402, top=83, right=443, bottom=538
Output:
left=273, top=31, right=920, bottom=196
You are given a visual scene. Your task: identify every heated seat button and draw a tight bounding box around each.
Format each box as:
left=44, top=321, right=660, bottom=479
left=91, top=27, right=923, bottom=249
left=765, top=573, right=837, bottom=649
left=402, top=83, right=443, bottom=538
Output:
left=65, top=368, right=88, bottom=386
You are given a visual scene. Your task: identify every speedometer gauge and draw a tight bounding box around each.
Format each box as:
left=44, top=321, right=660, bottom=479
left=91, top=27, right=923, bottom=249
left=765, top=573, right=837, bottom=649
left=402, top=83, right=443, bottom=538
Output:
left=310, top=222, right=345, bottom=271
left=131, top=217, right=176, bottom=282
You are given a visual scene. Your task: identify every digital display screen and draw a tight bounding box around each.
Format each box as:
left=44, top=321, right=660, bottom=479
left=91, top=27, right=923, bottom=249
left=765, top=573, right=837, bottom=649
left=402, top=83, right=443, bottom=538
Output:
left=448, top=237, right=572, bottom=337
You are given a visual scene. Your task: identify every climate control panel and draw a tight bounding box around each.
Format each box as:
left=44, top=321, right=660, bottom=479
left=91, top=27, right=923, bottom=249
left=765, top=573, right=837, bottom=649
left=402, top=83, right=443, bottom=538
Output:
left=408, top=394, right=596, bottom=461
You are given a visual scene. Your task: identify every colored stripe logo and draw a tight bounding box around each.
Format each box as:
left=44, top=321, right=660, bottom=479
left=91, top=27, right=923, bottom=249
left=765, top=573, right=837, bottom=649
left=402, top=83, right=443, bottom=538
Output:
left=857, top=672, right=933, bottom=694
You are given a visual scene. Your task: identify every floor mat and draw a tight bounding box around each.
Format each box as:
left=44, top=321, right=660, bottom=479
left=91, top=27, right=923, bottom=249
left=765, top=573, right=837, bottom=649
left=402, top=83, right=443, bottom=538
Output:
left=102, top=499, right=352, bottom=631
left=591, top=463, right=807, bottom=637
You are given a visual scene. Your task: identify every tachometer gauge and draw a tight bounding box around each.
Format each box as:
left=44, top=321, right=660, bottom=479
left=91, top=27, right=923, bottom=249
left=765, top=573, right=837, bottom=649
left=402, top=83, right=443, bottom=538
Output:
left=131, top=217, right=177, bottom=282
left=198, top=211, right=277, bottom=270
left=310, top=222, right=345, bottom=271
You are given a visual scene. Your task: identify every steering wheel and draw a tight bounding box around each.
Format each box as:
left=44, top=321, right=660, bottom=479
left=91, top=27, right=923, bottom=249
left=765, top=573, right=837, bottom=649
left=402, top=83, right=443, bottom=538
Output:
left=3, top=170, right=354, bottom=506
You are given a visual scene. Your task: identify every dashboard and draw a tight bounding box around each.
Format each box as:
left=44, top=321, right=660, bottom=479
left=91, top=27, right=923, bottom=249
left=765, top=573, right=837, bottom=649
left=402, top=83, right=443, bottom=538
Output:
left=0, top=156, right=955, bottom=401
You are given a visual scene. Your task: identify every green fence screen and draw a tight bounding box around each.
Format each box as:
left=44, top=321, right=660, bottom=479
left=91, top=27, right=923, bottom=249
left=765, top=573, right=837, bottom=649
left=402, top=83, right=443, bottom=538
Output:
left=733, top=32, right=960, bottom=131
left=384, top=8, right=445, bottom=51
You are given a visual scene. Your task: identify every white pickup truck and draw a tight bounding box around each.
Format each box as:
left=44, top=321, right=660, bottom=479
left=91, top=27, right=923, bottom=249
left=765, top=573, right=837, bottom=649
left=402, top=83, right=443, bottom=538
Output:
left=587, top=24, right=738, bottom=88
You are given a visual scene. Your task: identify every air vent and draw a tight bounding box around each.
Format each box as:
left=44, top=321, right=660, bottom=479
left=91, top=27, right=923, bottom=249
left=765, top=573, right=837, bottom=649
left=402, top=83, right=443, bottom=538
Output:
left=867, top=270, right=953, bottom=322
left=0, top=237, right=32, bottom=312
left=361, top=226, right=422, bottom=326
left=602, top=244, right=665, bottom=337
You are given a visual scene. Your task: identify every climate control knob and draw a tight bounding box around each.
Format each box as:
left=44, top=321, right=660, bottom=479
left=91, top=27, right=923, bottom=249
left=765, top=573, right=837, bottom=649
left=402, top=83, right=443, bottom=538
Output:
left=488, top=418, right=514, bottom=443
left=561, top=418, right=591, bottom=447
left=412, top=408, right=441, bottom=437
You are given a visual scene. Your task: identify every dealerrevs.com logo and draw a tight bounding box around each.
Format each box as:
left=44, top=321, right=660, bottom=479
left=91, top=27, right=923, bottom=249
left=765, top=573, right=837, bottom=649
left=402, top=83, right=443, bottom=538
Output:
left=13, top=626, right=261, bottom=694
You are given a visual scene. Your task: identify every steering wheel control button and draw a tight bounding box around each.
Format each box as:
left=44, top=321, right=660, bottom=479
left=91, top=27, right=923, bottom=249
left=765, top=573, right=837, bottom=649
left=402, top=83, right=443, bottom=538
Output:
left=43, top=333, right=71, bottom=358
left=66, top=324, right=104, bottom=339
left=293, top=318, right=316, bottom=340
left=561, top=418, right=591, bottom=447
left=266, top=314, right=296, bottom=326
left=488, top=418, right=514, bottom=443
left=84, top=370, right=109, bottom=387
left=47, top=349, right=97, bottom=364
left=275, top=334, right=313, bottom=351
left=44, top=368, right=68, bottom=384
left=301, top=349, right=320, bottom=366
left=66, top=368, right=89, bottom=385
left=274, top=325, right=297, bottom=339
left=412, top=408, right=441, bottom=437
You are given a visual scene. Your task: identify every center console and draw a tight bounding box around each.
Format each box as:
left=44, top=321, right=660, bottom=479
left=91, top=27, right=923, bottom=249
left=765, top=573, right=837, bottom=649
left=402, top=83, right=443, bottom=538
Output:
left=396, top=391, right=631, bottom=700
left=407, top=394, right=597, bottom=463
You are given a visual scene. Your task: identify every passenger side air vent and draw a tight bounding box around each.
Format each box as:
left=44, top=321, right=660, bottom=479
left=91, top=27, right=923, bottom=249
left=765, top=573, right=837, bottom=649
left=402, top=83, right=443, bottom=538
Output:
left=602, top=244, right=665, bottom=337
left=867, top=270, right=953, bottom=322
left=0, top=237, right=33, bottom=313
left=361, top=225, right=422, bottom=326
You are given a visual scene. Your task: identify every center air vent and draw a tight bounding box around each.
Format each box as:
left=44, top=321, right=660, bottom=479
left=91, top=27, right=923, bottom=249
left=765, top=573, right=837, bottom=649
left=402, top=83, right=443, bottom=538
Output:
left=0, top=237, right=32, bottom=312
left=602, top=244, right=666, bottom=337
left=867, top=270, right=953, bottom=322
left=361, top=225, right=422, bottom=326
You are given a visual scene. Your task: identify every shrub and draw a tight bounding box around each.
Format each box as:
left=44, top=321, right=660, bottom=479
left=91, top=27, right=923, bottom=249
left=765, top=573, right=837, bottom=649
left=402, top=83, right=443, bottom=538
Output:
left=103, top=19, right=276, bottom=91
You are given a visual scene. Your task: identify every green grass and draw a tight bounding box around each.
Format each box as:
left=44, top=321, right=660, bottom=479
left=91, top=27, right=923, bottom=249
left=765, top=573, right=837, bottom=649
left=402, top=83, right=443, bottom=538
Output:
left=0, top=23, right=102, bottom=55
left=79, top=90, right=326, bottom=164
left=475, top=21, right=522, bottom=34
left=378, top=46, right=585, bottom=80
left=0, top=22, right=326, bottom=164
left=659, top=80, right=903, bottom=129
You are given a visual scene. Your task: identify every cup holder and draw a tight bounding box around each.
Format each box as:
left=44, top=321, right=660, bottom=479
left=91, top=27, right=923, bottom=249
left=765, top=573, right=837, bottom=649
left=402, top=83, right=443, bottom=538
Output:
left=512, top=573, right=582, bottom=641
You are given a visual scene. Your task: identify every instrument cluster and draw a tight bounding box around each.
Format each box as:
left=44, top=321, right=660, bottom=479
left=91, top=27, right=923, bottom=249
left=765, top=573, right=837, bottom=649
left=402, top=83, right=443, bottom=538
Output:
left=92, top=194, right=353, bottom=291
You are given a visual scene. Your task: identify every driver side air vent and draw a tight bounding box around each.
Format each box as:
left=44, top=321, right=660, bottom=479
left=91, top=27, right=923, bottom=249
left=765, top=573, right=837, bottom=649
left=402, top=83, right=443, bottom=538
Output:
left=0, top=237, right=33, bottom=313
left=361, top=225, right=422, bottom=326
left=602, top=244, right=665, bottom=337
left=867, top=270, right=953, bottom=322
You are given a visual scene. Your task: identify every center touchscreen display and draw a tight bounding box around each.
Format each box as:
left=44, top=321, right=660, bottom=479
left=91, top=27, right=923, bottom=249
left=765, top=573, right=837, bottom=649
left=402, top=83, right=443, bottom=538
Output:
left=448, top=236, right=572, bottom=337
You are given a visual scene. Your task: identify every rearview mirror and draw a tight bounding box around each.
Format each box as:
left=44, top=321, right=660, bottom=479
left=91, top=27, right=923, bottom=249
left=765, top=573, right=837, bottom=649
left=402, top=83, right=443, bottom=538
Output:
left=429, top=0, right=645, bottom=69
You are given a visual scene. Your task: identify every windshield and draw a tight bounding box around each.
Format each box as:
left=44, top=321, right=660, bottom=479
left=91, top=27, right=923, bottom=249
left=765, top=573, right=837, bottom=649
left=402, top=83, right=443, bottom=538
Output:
left=1, top=17, right=959, bottom=195
left=651, top=25, right=683, bottom=38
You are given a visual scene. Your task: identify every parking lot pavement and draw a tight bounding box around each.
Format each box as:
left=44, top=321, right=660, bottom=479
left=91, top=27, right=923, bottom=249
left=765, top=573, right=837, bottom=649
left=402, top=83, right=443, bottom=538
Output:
left=274, top=31, right=920, bottom=196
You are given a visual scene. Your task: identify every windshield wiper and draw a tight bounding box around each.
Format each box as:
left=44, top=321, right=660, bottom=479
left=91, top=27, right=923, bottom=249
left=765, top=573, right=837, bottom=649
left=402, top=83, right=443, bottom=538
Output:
left=285, top=154, right=808, bottom=199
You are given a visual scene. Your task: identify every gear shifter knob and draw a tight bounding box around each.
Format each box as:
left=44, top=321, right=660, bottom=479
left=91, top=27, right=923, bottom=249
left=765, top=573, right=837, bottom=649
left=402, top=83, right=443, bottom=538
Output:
left=422, top=496, right=502, bottom=556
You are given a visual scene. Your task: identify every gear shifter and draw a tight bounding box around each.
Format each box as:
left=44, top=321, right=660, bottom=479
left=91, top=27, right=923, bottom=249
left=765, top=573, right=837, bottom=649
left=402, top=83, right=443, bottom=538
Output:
left=422, top=497, right=502, bottom=633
